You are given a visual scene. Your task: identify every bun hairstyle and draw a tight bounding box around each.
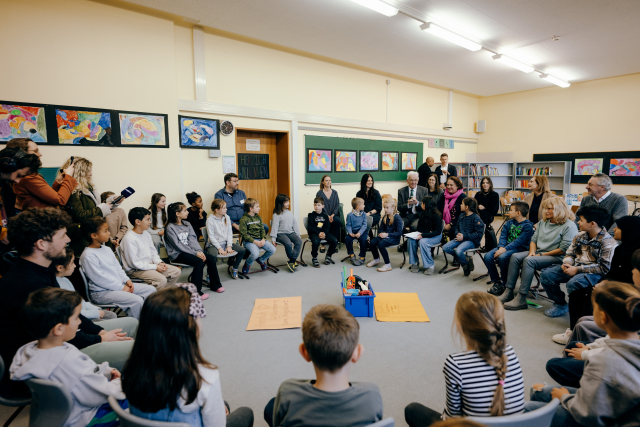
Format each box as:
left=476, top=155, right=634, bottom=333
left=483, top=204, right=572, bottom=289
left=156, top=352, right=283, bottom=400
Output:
left=186, top=192, right=200, bottom=206
left=454, top=291, right=508, bottom=416
left=592, top=280, right=640, bottom=332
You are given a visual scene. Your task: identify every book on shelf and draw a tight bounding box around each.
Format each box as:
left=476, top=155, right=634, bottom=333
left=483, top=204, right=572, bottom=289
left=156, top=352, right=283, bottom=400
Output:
left=516, top=167, right=552, bottom=176
left=453, top=165, right=465, bottom=176
left=469, top=164, right=500, bottom=176
left=515, top=179, right=530, bottom=188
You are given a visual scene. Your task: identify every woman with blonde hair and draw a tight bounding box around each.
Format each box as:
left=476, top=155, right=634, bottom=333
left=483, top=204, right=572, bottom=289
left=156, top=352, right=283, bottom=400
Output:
left=367, top=197, right=403, bottom=272
left=404, top=291, right=525, bottom=426
left=60, top=157, right=113, bottom=223
left=500, top=197, right=579, bottom=310
left=524, top=175, right=553, bottom=225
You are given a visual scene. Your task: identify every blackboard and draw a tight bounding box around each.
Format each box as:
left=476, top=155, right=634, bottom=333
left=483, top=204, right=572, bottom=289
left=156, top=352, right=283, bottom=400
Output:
left=534, top=150, right=640, bottom=185
left=238, top=153, right=269, bottom=180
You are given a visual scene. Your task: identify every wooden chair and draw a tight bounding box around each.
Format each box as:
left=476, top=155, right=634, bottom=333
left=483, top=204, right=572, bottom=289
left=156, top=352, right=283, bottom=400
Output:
left=467, top=190, right=478, bottom=198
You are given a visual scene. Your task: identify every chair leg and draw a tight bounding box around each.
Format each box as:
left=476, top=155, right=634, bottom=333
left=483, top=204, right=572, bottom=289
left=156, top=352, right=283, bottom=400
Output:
left=298, top=240, right=308, bottom=267
left=3, top=406, right=26, bottom=427
left=438, top=250, right=450, bottom=274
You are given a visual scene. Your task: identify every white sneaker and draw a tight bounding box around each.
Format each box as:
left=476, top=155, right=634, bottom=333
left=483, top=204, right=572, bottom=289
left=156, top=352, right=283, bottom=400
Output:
left=377, top=264, right=392, bottom=272
left=367, top=259, right=380, bottom=268
left=552, top=328, right=572, bottom=345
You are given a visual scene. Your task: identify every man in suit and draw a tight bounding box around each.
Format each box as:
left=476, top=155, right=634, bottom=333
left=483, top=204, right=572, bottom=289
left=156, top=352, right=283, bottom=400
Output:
left=398, top=171, right=428, bottom=232
left=417, top=156, right=435, bottom=187
left=434, top=153, right=458, bottom=189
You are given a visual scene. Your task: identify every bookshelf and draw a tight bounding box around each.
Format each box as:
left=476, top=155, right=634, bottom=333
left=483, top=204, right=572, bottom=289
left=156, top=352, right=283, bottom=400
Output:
left=514, top=161, right=571, bottom=196
left=450, top=162, right=469, bottom=189
left=468, top=162, right=514, bottom=196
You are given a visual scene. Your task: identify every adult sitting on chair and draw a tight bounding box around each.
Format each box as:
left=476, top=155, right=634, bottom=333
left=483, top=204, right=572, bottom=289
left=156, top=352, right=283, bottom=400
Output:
left=575, top=173, right=628, bottom=235
left=0, top=208, right=137, bottom=397
left=437, top=176, right=466, bottom=240
left=215, top=172, right=268, bottom=234
left=356, top=173, right=382, bottom=234
left=524, top=175, right=553, bottom=226
left=398, top=171, right=427, bottom=232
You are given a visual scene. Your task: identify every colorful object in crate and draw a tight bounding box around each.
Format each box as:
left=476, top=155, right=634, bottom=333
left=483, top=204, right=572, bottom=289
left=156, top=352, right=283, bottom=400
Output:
left=342, top=267, right=376, bottom=317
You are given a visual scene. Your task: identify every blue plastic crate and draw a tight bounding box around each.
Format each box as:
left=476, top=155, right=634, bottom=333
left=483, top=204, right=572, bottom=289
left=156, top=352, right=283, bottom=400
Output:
left=342, top=282, right=375, bottom=318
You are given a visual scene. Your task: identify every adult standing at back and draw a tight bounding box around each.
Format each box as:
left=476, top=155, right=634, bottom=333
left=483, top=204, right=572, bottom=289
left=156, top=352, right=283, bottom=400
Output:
left=316, top=175, right=342, bottom=244
left=524, top=176, right=553, bottom=225
left=434, top=153, right=457, bottom=189
left=474, top=177, right=500, bottom=226
left=215, top=172, right=268, bottom=234
left=398, top=171, right=427, bottom=232
left=576, top=173, right=628, bottom=235
left=9, top=138, right=77, bottom=211
left=417, top=156, right=435, bottom=187
left=356, top=173, right=382, bottom=234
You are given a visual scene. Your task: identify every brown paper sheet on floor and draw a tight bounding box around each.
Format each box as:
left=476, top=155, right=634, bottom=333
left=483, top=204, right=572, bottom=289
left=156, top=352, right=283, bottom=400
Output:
left=374, top=292, right=430, bottom=322
left=246, top=296, right=302, bottom=331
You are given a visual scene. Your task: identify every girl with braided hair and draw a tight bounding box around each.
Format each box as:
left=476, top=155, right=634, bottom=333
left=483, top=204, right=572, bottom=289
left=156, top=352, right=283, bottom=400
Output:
left=405, top=292, right=525, bottom=426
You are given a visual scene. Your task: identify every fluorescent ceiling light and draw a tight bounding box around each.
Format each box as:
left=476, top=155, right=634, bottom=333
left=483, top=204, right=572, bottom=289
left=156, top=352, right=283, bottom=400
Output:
left=349, top=0, right=398, bottom=17
left=420, top=22, right=482, bottom=51
left=539, top=73, right=571, bottom=88
left=492, top=54, right=534, bottom=73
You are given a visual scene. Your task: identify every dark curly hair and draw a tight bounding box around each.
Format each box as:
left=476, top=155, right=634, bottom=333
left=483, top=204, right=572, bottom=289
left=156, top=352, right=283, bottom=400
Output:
left=82, top=217, right=108, bottom=241
left=185, top=192, right=201, bottom=206
left=7, top=208, right=72, bottom=256
left=0, top=147, right=41, bottom=174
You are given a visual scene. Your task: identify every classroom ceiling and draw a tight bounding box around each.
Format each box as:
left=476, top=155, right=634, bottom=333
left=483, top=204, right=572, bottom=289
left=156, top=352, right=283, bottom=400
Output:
left=123, top=0, right=640, bottom=96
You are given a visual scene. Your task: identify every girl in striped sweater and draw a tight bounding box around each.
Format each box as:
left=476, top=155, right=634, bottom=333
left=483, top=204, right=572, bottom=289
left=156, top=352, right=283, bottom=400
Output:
left=405, top=291, right=525, bottom=426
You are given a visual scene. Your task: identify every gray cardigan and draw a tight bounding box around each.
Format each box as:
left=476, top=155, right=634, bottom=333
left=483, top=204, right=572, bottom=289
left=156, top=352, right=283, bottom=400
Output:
left=164, top=221, right=202, bottom=261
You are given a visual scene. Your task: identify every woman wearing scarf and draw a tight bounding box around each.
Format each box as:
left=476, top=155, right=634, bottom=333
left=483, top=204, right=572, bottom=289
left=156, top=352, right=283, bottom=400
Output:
left=436, top=176, right=466, bottom=240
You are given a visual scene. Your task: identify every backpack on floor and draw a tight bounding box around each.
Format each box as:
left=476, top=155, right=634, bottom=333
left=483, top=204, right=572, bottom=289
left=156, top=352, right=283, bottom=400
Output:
left=484, top=224, right=498, bottom=251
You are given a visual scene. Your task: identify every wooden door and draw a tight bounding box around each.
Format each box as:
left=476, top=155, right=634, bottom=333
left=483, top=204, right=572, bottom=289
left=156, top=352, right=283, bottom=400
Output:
left=236, top=130, right=279, bottom=228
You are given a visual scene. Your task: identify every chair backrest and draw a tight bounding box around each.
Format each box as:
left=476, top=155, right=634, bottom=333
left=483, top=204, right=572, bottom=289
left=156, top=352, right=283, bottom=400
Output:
left=302, top=217, right=309, bottom=233
left=25, top=378, right=73, bottom=427
left=366, top=417, right=395, bottom=427
left=366, top=214, right=373, bottom=230
left=468, top=190, right=478, bottom=198
left=467, top=399, right=559, bottom=427
left=108, top=396, right=191, bottom=427
left=200, top=227, right=209, bottom=248
left=115, top=245, right=125, bottom=267
left=78, top=267, right=93, bottom=304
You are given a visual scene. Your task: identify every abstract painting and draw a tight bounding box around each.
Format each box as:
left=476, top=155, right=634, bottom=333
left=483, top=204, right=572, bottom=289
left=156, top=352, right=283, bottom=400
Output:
left=179, top=116, right=218, bottom=149
left=56, top=109, right=112, bottom=145
left=0, top=103, right=47, bottom=142
left=335, top=150, right=357, bottom=172
left=402, top=152, right=417, bottom=171
left=308, top=149, right=332, bottom=172
left=360, top=151, right=379, bottom=171
left=382, top=152, right=398, bottom=171
left=609, top=158, right=640, bottom=177
left=119, top=113, right=167, bottom=146
left=574, top=158, right=603, bottom=176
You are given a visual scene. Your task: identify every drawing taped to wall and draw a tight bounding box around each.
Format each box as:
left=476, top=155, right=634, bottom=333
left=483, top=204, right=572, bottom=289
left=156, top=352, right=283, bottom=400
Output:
left=119, top=112, right=167, bottom=146
left=574, top=158, right=603, bottom=175
left=308, top=149, right=332, bottom=172
left=382, top=152, right=398, bottom=171
left=360, top=151, right=379, bottom=171
left=402, top=152, right=417, bottom=171
left=335, top=150, right=357, bottom=172
left=0, top=103, right=48, bottom=142
left=179, top=116, right=219, bottom=149
left=609, top=158, right=640, bottom=177
left=56, top=109, right=112, bottom=145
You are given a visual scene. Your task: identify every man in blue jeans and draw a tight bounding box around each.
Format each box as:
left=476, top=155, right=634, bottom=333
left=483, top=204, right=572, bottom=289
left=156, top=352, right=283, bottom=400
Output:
left=540, top=205, right=617, bottom=317
left=485, top=201, right=534, bottom=296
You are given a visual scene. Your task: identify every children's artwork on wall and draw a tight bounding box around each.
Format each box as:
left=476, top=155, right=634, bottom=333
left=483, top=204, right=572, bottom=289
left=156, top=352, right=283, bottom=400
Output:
left=307, top=149, right=332, bottom=172
left=427, top=138, right=435, bottom=148
left=402, top=152, right=417, bottom=171
left=382, top=152, right=399, bottom=171
left=56, top=109, right=112, bottom=145
left=0, top=103, right=48, bottom=142
left=335, top=150, right=357, bottom=172
left=574, top=158, right=603, bottom=175
left=119, top=112, right=168, bottom=146
left=609, top=158, right=640, bottom=176
left=178, top=116, right=219, bottom=149
left=360, top=151, right=379, bottom=171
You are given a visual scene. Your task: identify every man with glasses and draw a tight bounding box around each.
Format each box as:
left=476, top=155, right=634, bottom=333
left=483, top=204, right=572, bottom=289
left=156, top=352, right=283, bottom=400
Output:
left=398, top=171, right=428, bottom=232
left=215, top=173, right=268, bottom=233
left=576, top=173, right=628, bottom=235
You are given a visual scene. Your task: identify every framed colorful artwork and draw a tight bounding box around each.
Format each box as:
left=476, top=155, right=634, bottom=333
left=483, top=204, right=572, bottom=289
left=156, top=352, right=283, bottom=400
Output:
left=574, top=158, right=603, bottom=175
left=307, top=148, right=332, bottom=173
left=0, top=101, right=48, bottom=142
left=382, top=151, right=399, bottom=171
left=53, top=106, right=114, bottom=146
left=360, top=151, right=379, bottom=171
left=609, top=158, right=640, bottom=177
left=402, top=152, right=418, bottom=171
left=335, top=150, right=357, bottom=172
left=178, top=115, right=219, bottom=149
left=118, top=111, right=169, bottom=147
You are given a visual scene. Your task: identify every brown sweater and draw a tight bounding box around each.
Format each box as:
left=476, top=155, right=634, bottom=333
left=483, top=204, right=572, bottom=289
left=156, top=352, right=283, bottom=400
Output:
left=13, top=173, right=77, bottom=210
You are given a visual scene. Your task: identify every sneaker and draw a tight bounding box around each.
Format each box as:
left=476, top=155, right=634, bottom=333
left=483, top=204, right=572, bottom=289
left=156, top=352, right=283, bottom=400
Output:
left=367, top=259, right=380, bottom=268
left=325, top=256, right=334, bottom=265
left=215, top=287, right=225, bottom=293
left=312, top=258, right=320, bottom=268
left=544, top=304, right=569, bottom=318
left=452, top=258, right=460, bottom=267
left=409, top=264, right=420, bottom=273
left=200, top=293, right=210, bottom=301
left=552, top=328, right=573, bottom=345
left=377, top=264, right=392, bottom=272
left=241, top=263, right=250, bottom=275
left=287, top=261, right=296, bottom=272
left=462, top=263, right=470, bottom=276
left=320, top=245, right=326, bottom=253
left=467, top=255, right=475, bottom=272
left=257, top=259, right=267, bottom=271
left=487, top=282, right=505, bottom=296
left=423, top=267, right=435, bottom=275
left=351, top=258, right=363, bottom=266
left=231, top=269, right=239, bottom=279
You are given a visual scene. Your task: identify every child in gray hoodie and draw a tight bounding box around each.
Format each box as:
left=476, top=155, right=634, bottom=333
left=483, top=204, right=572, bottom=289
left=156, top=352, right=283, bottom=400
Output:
left=10, top=288, right=127, bottom=427
left=526, top=280, right=640, bottom=427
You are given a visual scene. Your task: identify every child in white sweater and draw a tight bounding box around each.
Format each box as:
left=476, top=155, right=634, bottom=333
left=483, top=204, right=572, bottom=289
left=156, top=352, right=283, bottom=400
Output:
left=80, top=217, right=156, bottom=319
left=206, top=199, right=246, bottom=279
left=271, top=194, right=302, bottom=272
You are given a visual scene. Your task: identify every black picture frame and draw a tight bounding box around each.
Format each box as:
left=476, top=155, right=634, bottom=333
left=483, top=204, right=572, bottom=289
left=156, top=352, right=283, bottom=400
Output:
left=401, top=152, right=419, bottom=171
left=178, top=115, right=220, bottom=150
left=334, top=149, right=358, bottom=173
left=0, top=100, right=50, bottom=144
left=47, top=104, right=117, bottom=147
left=534, top=150, right=640, bottom=185
left=381, top=151, right=399, bottom=171
left=306, top=148, right=333, bottom=173
left=360, top=150, right=379, bottom=172
left=116, top=110, right=170, bottom=148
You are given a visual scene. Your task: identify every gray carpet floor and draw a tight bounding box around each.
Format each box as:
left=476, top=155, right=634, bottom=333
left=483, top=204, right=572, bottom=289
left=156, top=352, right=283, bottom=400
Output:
left=1, top=222, right=572, bottom=426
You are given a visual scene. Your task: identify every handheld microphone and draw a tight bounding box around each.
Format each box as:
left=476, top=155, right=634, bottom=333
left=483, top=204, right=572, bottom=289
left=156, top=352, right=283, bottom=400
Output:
left=111, top=187, right=135, bottom=205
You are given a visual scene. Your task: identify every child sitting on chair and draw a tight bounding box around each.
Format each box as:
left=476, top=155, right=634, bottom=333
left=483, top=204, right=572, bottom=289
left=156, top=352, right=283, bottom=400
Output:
left=307, top=197, right=338, bottom=267
left=239, top=198, right=276, bottom=274
left=345, top=197, right=368, bottom=266
left=368, top=197, right=404, bottom=272
left=207, top=199, right=245, bottom=280
left=10, top=288, right=128, bottom=427
left=442, top=197, right=484, bottom=277
left=271, top=194, right=302, bottom=272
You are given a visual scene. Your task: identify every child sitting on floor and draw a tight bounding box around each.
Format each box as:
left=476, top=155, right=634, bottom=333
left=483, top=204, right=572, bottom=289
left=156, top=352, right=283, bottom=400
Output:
left=442, top=197, right=484, bottom=276
left=239, top=198, right=276, bottom=273
left=405, top=292, right=525, bottom=427
left=10, top=288, right=127, bottom=427
left=485, top=201, right=534, bottom=296
left=407, top=196, right=443, bottom=275
left=207, top=199, right=246, bottom=280
left=345, top=197, right=368, bottom=266
left=51, top=250, right=117, bottom=322
left=264, top=304, right=383, bottom=427
left=527, top=280, right=640, bottom=427
left=307, top=197, right=338, bottom=267
left=271, top=193, right=302, bottom=272
left=369, top=197, right=404, bottom=272
left=80, top=217, right=156, bottom=319
left=122, top=285, right=254, bottom=427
